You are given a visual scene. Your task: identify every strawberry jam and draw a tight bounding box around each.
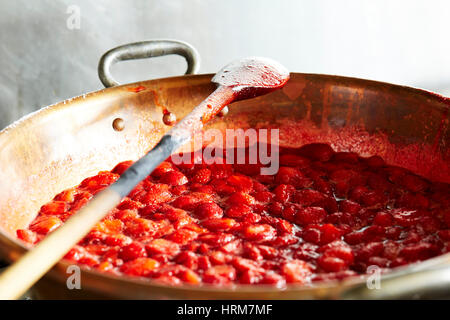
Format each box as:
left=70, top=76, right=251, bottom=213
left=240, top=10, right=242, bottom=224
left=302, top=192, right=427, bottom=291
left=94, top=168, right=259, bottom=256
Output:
left=17, top=143, right=450, bottom=287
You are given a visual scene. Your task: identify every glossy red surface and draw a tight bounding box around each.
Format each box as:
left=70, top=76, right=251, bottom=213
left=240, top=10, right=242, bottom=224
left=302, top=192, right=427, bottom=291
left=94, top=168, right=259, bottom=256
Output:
left=17, top=144, right=450, bottom=287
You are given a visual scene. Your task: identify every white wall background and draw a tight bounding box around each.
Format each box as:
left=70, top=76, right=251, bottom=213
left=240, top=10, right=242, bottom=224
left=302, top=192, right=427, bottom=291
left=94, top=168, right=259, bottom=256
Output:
left=0, top=0, right=449, bottom=128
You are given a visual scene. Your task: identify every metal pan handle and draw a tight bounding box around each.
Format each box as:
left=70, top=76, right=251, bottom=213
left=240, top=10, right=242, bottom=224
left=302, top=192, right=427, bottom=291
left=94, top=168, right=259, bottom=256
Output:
left=98, top=40, right=200, bottom=88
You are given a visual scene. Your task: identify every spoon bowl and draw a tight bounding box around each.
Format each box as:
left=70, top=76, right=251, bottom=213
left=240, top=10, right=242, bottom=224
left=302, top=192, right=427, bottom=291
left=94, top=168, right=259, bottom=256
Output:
left=213, top=57, right=290, bottom=101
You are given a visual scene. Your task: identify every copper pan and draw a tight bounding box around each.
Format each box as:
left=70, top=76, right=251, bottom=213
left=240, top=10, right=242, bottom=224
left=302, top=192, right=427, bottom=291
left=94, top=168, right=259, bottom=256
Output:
left=0, top=40, right=449, bottom=299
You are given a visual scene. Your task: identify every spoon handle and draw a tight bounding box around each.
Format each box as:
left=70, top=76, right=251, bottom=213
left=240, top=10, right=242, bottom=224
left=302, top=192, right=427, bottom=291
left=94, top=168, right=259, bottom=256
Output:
left=0, top=86, right=234, bottom=300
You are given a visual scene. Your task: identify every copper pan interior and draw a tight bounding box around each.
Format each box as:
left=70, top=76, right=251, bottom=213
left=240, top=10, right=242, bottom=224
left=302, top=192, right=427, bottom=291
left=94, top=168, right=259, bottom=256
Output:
left=0, top=73, right=448, bottom=298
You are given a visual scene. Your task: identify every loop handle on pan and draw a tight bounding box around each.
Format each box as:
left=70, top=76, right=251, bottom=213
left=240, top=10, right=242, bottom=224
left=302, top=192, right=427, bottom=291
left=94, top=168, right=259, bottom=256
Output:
left=98, top=40, right=200, bottom=88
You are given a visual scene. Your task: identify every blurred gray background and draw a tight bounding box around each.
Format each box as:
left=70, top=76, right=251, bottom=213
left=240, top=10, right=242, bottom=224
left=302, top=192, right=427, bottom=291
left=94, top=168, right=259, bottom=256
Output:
left=1, top=0, right=449, bottom=129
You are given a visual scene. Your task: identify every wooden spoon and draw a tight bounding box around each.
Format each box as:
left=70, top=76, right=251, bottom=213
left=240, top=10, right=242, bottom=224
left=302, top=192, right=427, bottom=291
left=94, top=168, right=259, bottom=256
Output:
left=0, top=57, right=289, bottom=299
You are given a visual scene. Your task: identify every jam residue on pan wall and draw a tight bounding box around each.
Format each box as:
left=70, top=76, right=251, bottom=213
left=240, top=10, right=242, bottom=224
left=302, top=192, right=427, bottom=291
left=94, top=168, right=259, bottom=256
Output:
left=270, top=117, right=450, bottom=184
left=127, top=86, right=146, bottom=93
left=17, top=143, right=450, bottom=287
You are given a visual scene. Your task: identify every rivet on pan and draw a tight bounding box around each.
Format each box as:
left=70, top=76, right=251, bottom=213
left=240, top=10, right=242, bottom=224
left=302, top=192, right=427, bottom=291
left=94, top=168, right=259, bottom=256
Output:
left=218, top=106, right=229, bottom=117
left=112, top=118, right=125, bottom=131
left=163, top=112, right=177, bottom=126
